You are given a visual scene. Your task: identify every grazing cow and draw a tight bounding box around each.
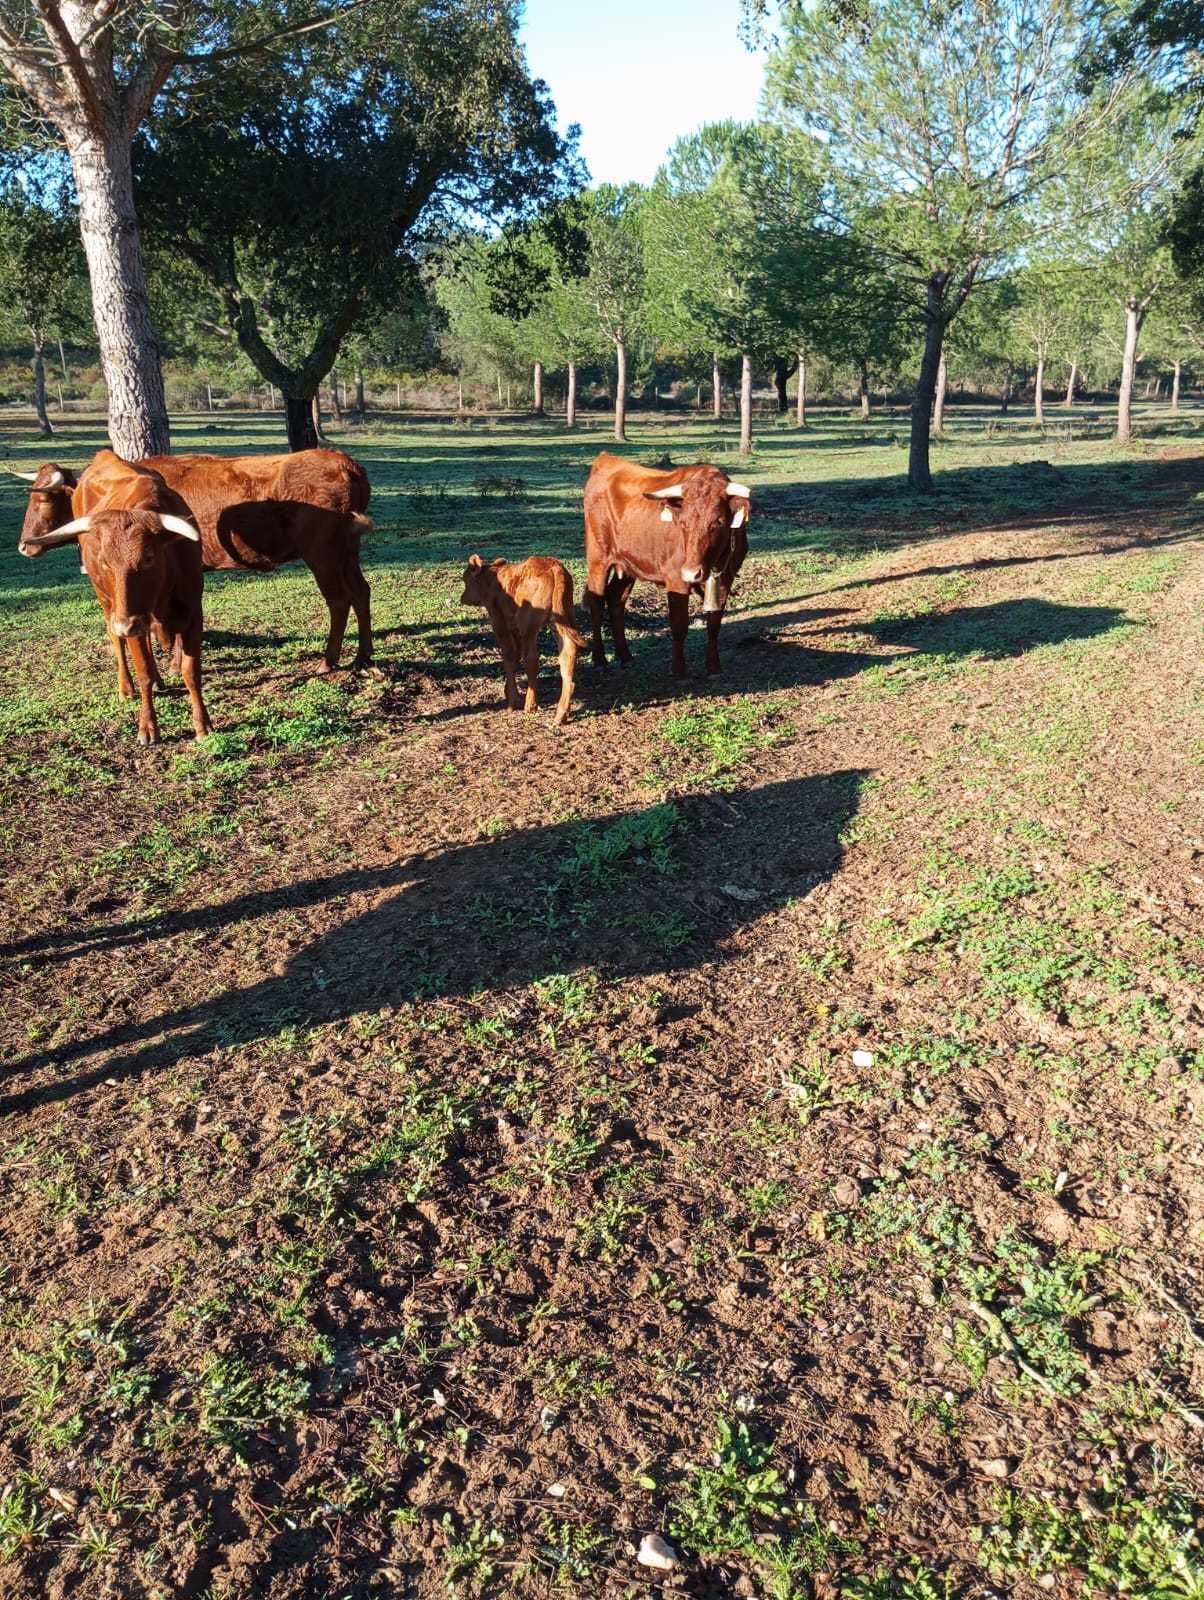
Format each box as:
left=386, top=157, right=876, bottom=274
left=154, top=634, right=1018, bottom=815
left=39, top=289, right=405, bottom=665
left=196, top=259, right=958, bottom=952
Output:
left=460, top=554, right=587, bottom=726
left=18, top=451, right=211, bottom=745
left=15, top=446, right=373, bottom=671
left=583, top=452, right=750, bottom=679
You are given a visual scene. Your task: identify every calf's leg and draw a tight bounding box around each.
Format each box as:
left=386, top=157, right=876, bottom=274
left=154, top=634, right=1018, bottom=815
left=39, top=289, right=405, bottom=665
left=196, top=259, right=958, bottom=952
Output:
left=553, top=628, right=578, bottom=726
left=522, top=629, right=541, bottom=713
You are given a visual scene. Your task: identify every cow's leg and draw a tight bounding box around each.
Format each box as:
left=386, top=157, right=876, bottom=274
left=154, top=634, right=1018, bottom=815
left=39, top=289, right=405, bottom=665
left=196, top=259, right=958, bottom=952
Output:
left=109, top=632, right=136, bottom=699
left=553, top=628, right=578, bottom=727
left=586, top=564, right=609, bottom=668
left=347, top=561, right=373, bottom=669
left=667, top=591, right=690, bottom=680
left=127, top=635, right=161, bottom=746
left=305, top=556, right=352, bottom=672
left=178, top=623, right=214, bottom=740
left=705, top=582, right=734, bottom=675
left=606, top=574, right=636, bottom=667
left=522, top=630, right=541, bottom=713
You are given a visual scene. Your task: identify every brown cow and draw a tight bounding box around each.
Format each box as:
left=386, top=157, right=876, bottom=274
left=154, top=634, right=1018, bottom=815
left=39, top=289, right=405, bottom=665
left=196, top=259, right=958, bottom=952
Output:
left=15, top=446, right=372, bottom=671
left=583, top=452, right=750, bottom=678
left=460, top=554, right=587, bottom=726
left=18, top=451, right=212, bottom=745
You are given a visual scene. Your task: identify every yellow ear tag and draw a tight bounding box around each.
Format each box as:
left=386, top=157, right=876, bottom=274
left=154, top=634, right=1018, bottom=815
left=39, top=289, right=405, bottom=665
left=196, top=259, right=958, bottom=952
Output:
left=660, top=507, right=673, bottom=522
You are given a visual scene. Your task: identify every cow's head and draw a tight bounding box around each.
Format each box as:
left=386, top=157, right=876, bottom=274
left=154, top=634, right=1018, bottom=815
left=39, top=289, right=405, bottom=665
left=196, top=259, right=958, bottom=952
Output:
left=21, top=508, right=200, bottom=635
left=460, top=552, right=506, bottom=607
left=14, top=463, right=79, bottom=556
left=645, top=470, right=750, bottom=590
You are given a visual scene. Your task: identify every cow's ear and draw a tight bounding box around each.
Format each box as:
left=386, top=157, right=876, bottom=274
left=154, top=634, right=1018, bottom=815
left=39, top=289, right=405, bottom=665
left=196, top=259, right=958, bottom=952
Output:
left=490, top=557, right=506, bottom=570
left=468, top=553, right=483, bottom=567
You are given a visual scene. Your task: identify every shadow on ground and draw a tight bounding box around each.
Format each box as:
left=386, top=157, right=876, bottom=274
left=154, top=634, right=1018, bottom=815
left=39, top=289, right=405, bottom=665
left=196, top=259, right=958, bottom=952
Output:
left=2, top=770, right=869, bottom=1114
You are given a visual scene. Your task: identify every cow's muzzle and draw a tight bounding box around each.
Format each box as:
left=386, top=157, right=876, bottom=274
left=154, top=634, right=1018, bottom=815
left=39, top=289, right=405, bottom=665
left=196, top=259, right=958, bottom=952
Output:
left=681, top=566, right=703, bottom=584
left=111, top=617, right=149, bottom=639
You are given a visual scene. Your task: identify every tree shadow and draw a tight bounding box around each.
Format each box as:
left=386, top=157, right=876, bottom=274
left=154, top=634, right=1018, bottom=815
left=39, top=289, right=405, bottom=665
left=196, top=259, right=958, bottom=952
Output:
left=3, top=771, right=869, bottom=1116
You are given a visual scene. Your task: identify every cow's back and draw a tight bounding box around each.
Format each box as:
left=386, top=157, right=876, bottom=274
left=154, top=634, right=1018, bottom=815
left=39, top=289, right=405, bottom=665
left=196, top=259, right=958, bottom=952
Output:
left=142, top=449, right=368, bottom=573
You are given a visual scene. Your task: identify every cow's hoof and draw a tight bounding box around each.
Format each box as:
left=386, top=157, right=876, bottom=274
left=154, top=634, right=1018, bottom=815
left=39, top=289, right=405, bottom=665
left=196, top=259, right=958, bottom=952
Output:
left=138, top=730, right=160, bottom=747
left=316, top=659, right=335, bottom=675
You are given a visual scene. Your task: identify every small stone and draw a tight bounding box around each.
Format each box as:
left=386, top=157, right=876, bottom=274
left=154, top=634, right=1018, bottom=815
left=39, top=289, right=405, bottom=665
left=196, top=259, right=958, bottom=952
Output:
left=852, top=1048, right=874, bottom=1068
left=539, top=1405, right=558, bottom=1433
left=720, top=883, right=759, bottom=902
left=637, top=1533, right=678, bottom=1572
left=547, top=1482, right=567, bottom=1498
left=1037, top=1575, right=1056, bottom=1590
left=974, top=1457, right=1014, bottom=1479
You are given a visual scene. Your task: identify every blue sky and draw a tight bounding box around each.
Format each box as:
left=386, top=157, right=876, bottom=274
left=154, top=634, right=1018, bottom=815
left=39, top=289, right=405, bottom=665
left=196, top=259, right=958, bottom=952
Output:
left=519, top=0, right=768, bottom=186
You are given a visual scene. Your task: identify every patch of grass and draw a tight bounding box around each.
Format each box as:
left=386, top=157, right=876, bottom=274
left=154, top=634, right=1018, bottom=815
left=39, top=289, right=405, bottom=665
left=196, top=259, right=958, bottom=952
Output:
left=671, top=1415, right=788, bottom=1557
left=660, top=699, right=783, bottom=785
left=980, top=1481, right=1204, bottom=1597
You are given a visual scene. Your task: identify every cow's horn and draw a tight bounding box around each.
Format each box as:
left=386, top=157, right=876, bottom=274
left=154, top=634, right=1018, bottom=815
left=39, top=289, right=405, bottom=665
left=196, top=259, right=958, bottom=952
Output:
left=26, top=515, right=90, bottom=548
left=159, top=513, right=201, bottom=542
left=648, top=484, right=685, bottom=500
left=6, top=465, right=39, bottom=482
left=726, top=481, right=751, bottom=498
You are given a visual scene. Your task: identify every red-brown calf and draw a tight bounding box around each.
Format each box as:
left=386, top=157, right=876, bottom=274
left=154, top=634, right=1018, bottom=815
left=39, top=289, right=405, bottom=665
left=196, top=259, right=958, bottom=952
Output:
left=460, top=555, right=587, bottom=726
left=19, top=451, right=212, bottom=745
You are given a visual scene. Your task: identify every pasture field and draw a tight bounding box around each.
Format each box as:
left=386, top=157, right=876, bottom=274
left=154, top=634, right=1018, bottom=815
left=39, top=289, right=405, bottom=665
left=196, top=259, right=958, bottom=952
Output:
left=2, top=402, right=1204, bottom=1600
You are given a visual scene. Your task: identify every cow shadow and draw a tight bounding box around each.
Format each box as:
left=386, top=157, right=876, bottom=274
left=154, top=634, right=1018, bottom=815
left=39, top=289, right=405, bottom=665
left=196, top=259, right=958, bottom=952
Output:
left=1, top=771, right=869, bottom=1116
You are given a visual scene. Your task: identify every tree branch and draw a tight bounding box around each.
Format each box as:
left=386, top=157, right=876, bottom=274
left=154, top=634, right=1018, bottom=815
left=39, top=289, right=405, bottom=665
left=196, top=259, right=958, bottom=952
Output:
left=167, top=0, right=377, bottom=68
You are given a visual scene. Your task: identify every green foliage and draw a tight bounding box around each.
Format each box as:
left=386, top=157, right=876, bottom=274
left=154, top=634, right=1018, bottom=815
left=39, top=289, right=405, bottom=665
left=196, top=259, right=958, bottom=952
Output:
left=671, top=1416, right=788, bottom=1556
left=980, top=1482, right=1204, bottom=1597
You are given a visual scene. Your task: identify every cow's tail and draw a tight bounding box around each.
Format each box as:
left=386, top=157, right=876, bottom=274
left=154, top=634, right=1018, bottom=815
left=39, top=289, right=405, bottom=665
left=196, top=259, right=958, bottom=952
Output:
left=551, top=566, right=588, bottom=648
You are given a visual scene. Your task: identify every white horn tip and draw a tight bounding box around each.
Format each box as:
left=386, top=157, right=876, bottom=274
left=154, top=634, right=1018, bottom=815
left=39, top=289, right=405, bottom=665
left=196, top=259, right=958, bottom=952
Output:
left=159, top=514, right=201, bottom=542
left=726, top=481, right=751, bottom=498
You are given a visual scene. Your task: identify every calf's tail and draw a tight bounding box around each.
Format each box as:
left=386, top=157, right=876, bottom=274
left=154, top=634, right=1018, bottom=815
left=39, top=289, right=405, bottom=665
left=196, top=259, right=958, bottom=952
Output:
left=551, top=567, right=588, bottom=648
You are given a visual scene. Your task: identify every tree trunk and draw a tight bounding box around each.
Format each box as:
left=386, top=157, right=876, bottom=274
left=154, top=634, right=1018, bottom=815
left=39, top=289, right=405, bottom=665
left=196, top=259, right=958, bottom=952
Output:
left=1064, top=362, right=1077, bottom=407
left=615, top=338, right=627, bottom=443
left=496, top=369, right=503, bottom=406
left=285, top=391, right=319, bottom=451
left=1034, top=353, right=1045, bottom=426
left=739, top=352, right=753, bottom=455
left=933, top=348, right=948, bottom=435
left=57, top=337, right=68, bottom=382
left=773, top=355, right=789, bottom=413
left=1115, top=299, right=1146, bottom=444
left=858, top=359, right=870, bottom=420
left=712, top=351, right=721, bottom=420
left=354, top=366, right=365, bottom=414
left=1172, top=358, right=1181, bottom=413
left=909, top=306, right=946, bottom=491
left=796, top=350, right=807, bottom=427
left=66, top=131, right=170, bottom=458
left=32, top=335, right=53, bottom=435
left=533, top=359, right=544, bottom=416
left=311, top=391, right=327, bottom=443
left=566, top=360, right=577, bottom=428
left=328, top=380, right=342, bottom=422
left=999, top=362, right=1012, bottom=413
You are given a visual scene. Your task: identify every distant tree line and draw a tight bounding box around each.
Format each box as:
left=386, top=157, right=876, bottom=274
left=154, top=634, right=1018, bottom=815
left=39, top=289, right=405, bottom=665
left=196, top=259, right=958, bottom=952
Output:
left=2, top=0, right=1204, bottom=489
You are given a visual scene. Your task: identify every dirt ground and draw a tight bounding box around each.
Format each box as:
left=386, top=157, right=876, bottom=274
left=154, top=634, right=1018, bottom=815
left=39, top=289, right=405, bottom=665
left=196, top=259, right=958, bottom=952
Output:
left=1, top=417, right=1203, bottom=1599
